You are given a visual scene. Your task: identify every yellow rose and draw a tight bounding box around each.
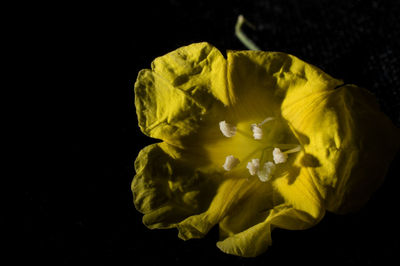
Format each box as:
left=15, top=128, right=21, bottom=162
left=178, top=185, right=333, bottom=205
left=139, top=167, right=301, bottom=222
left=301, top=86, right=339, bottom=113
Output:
left=132, top=42, right=399, bottom=257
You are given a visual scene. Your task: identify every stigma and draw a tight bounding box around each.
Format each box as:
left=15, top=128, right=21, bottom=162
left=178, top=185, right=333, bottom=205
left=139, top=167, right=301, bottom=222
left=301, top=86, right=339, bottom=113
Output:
left=219, top=121, right=237, bottom=138
left=223, top=155, right=240, bottom=171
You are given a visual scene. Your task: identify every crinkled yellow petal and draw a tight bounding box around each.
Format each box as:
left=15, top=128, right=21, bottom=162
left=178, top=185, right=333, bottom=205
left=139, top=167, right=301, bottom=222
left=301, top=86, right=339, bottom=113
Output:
left=225, top=50, right=342, bottom=121
left=216, top=204, right=317, bottom=257
left=151, top=42, right=232, bottom=106
left=132, top=142, right=220, bottom=229
left=272, top=154, right=325, bottom=219
left=282, top=84, right=400, bottom=213
left=177, top=174, right=260, bottom=240
left=217, top=178, right=276, bottom=241
left=134, top=42, right=229, bottom=146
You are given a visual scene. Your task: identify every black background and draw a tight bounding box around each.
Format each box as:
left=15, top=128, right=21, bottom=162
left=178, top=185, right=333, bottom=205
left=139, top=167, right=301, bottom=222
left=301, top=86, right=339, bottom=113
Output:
left=25, top=0, right=400, bottom=265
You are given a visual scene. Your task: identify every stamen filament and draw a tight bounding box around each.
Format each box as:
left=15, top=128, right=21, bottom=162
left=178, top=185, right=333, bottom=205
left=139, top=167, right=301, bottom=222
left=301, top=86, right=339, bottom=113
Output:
left=259, top=117, right=275, bottom=126
left=235, top=128, right=254, bottom=140
left=283, top=145, right=302, bottom=154
left=272, top=143, right=301, bottom=150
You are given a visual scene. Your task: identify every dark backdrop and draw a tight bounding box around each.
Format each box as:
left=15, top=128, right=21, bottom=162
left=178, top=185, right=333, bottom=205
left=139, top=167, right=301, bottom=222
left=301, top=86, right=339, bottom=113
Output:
left=26, top=0, right=400, bottom=265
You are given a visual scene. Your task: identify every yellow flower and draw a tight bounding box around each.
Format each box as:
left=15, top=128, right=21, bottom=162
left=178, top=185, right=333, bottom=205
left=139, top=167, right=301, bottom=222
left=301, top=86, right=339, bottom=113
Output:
left=132, top=42, right=399, bottom=257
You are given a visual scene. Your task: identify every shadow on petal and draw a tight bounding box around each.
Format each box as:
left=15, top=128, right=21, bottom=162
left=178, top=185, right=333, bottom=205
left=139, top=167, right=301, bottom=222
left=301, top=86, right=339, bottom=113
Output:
left=132, top=143, right=221, bottom=229
left=300, top=153, right=321, bottom=168
left=286, top=166, right=301, bottom=185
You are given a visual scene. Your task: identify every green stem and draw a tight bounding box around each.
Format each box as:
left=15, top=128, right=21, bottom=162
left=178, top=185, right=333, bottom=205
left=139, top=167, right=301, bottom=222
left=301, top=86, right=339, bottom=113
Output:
left=235, top=15, right=261, bottom=51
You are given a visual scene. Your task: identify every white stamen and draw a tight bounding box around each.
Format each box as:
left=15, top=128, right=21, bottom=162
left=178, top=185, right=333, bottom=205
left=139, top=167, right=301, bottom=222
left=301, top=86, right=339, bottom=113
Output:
left=251, top=117, right=275, bottom=140
left=251, top=124, right=263, bottom=140
left=219, top=121, right=237, bottom=138
left=223, top=155, right=240, bottom=171
left=272, top=148, right=288, bottom=164
left=259, top=117, right=275, bottom=126
left=246, top=158, right=260, bottom=175
left=257, top=161, right=276, bottom=182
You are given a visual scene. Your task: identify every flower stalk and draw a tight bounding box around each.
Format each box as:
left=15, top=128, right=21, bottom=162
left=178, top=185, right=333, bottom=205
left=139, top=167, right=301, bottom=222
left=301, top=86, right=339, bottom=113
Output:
left=235, top=15, right=261, bottom=51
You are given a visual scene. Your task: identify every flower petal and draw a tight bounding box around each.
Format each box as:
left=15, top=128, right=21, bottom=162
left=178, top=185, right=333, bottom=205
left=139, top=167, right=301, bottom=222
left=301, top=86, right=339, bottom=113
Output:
left=273, top=157, right=325, bottom=220
left=132, top=142, right=220, bottom=229
left=225, top=50, right=342, bottom=121
left=216, top=204, right=316, bottom=257
left=177, top=175, right=263, bottom=240
left=217, top=180, right=277, bottom=240
left=134, top=42, right=229, bottom=145
left=282, top=84, right=400, bottom=213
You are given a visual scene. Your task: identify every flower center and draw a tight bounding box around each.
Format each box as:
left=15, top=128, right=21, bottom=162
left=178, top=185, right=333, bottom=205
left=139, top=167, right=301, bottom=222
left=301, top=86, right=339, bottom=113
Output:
left=219, top=118, right=301, bottom=182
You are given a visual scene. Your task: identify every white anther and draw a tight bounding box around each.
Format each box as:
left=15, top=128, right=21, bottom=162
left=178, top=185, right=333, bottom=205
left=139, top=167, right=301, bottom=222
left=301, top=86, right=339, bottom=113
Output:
left=251, top=124, right=263, bottom=140
left=246, top=158, right=260, bottom=176
left=222, top=155, right=240, bottom=171
left=219, top=121, right=237, bottom=138
left=272, top=148, right=288, bottom=164
left=257, top=161, right=276, bottom=182
left=251, top=117, right=275, bottom=140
